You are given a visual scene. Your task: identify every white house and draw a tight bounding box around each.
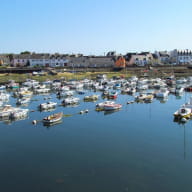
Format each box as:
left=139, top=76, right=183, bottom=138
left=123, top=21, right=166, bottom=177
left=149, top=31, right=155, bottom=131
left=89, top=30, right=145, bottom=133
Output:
left=177, top=50, right=192, bottom=65
left=12, top=54, right=30, bottom=67
left=49, top=55, right=69, bottom=67
left=155, top=51, right=170, bottom=64
left=0, top=54, right=10, bottom=66
left=127, top=52, right=153, bottom=66
left=28, top=54, right=68, bottom=67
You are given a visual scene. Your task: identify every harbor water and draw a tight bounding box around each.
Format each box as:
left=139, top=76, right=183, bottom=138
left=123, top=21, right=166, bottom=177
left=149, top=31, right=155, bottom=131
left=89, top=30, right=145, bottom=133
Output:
left=1, top=90, right=192, bottom=192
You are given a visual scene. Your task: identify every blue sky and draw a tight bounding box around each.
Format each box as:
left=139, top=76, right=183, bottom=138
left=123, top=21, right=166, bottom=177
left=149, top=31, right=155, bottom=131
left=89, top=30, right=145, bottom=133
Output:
left=0, top=0, right=192, bottom=55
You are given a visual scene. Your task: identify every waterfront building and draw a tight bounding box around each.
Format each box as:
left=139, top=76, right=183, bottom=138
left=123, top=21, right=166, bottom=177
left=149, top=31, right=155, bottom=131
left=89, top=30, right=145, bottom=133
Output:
left=0, top=54, right=10, bottom=66
left=67, top=55, right=114, bottom=68
left=125, top=52, right=153, bottom=66
left=47, top=54, right=68, bottom=67
left=177, top=49, right=192, bottom=65
left=155, top=51, right=170, bottom=64
left=12, top=54, right=30, bottom=67
left=5, top=49, right=192, bottom=68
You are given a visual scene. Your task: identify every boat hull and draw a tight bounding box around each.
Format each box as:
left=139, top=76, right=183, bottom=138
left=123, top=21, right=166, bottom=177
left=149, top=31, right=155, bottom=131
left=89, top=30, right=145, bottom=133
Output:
left=43, top=112, right=63, bottom=124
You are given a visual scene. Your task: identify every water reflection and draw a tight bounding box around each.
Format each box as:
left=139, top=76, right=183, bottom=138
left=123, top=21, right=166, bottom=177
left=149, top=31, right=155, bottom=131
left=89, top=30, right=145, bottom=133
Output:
left=104, top=109, right=121, bottom=115
left=43, top=119, right=63, bottom=127
left=0, top=115, right=29, bottom=125
left=175, top=95, right=182, bottom=100
left=39, top=108, right=56, bottom=112
left=156, top=97, right=168, bottom=103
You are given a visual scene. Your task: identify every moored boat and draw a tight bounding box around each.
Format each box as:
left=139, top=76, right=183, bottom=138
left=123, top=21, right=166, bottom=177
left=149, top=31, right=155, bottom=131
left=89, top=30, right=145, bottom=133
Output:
left=0, top=105, right=28, bottom=119
left=155, top=88, right=169, bottom=98
left=103, top=103, right=122, bottom=111
left=135, top=94, right=147, bottom=102
left=16, top=97, right=31, bottom=105
left=107, top=91, right=118, bottom=99
left=62, top=97, right=80, bottom=105
left=0, top=105, right=17, bottom=118
left=39, top=101, right=57, bottom=110
left=10, top=108, right=29, bottom=119
left=43, top=112, right=63, bottom=124
left=173, top=107, right=192, bottom=119
left=96, top=101, right=115, bottom=110
left=182, top=97, right=192, bottom=109
left=84, top=95, right=99, bottom=102
left=144, top=94, right=154, bottom=103
left=0, top=85, right=6, bottom=90
left=57, top=90, right=74, bottom=97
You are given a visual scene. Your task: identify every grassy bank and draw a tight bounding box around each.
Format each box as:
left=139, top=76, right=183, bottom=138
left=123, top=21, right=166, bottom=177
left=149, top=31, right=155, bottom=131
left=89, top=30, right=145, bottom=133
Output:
left=1, top=66, right=192, bottom=84
left=0, top=71, right=133, bottom=84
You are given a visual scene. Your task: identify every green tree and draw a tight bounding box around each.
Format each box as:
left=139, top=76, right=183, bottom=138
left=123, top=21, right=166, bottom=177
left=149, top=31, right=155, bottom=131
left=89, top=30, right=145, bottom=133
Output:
left=20, top=51, right=31, bottom=55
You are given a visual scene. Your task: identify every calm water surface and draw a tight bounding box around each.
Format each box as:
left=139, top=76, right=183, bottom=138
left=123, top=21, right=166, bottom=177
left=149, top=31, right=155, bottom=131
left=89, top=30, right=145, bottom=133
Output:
left=1, top=90, right=192, bottom=192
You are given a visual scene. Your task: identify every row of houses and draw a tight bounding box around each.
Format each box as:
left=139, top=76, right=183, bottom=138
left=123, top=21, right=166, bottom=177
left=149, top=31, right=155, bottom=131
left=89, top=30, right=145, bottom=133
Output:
left=0, top=49, right=192, bottom=68
left=0, top=53, right=115, bottom=68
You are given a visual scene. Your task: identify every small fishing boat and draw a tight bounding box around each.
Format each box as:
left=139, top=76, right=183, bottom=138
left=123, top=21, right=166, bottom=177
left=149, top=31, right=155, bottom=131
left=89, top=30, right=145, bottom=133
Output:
left=135, top=94, right=147, bottom=102
left=22, top=79, right=39, bottom=88
left=0, top=92, right=10, bottom=101
left=0, top=105, right=28, bottom=119
left=173, top=107, right=191, bottom=119
left=175, top=87, right=184, bottom=95
left=107, top=91, right=118, bottom=99
left=10, top=108, right=29, bottom=119
left=102, top=90, right=109, bottom=97
left=121, top=88, right=130, bottom=94
left=0, top=101, right=3, bottom=107
left=57, top=90, right=74, bottom=97
left=35, top=88, right=50, bottom=94
left=182, top=97, right=192, bottom=108
left=103, top=103, right=122, bottom=111
left=58, top=86, right=70, bottom=91
left=43, top=112, right=63, bottom=124
left=84, top=95, right=99, bottom=102
left=39, top=101, right=57, bottom=110
left=113, top=83, right=121, bottom=89
left=96, top=101, right=115, bottom=110
left=16, top=97, right=31, bottom=105
left=19, top=90, right=33, bottom=98
left=62, top=97, right=80, bottom=105
left=185, top=86, right=192, bottom=92
left=7, top=80, right=19, bottom=89
left=0, top=105, right=17, bottom=118
left=0, top=85, right=6, bottom=90
left=77, top=90, right=86, bottom=95
left=155, top=88, right=169, bottom=98
left=144, top=94, right=154, bottom=103
left=127, top=88, right=136, bottom=94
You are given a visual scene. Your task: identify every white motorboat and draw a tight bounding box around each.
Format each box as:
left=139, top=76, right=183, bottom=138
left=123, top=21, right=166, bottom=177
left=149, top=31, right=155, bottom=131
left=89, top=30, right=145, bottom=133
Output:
left=103, top=103, right=122, bottom=111
left=174, top=107, right=191, bottom=119
left=0, top=105, right=28, bottom=119
left=35, top=88, right=50, bottom=94
left=10, top=108, right=29, bottom=119
left=96, top=101, right=115, bottom=110
left=182, top=97, right=192, bottom=109
left=0, top=92, right=10, bottom=101
left=155, top=88, right=169, bottom=98
left=39, top=101, right=57, bottom=110
left=16, top=97, right=31, bottom=105
left=57, top=91, right=74, bottom=97
left=62, top=97, right=80, bottom=105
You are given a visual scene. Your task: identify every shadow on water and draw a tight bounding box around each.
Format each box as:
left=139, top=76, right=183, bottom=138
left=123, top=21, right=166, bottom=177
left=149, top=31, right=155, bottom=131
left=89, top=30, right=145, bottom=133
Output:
left=104, top=109, right=121, bottom=116
left=43, top=119, right=63, bottom=128
left=0, top=116, right=29, bottom=125
left=156, top=97, right=168, bottom=103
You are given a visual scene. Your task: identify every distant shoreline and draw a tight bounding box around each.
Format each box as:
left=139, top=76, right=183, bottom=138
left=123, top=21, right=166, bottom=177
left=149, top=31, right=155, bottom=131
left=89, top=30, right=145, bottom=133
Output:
left=0, top=66, right=192, bottom=84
